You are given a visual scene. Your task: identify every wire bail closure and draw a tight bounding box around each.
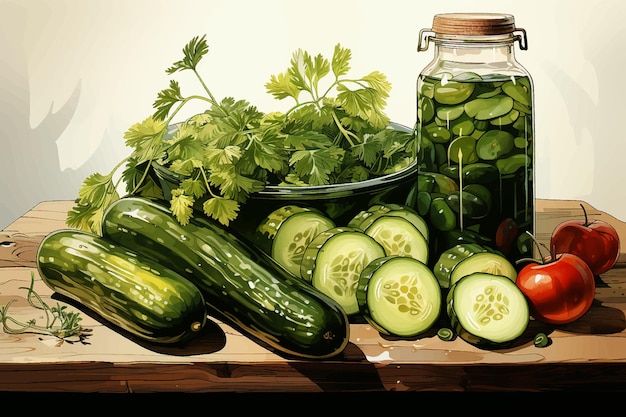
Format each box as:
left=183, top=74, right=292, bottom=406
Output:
left=417, top=28, right=528, bottom=52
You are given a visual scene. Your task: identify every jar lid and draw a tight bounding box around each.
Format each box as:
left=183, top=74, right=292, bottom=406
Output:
left=432, top=13, right=516, bottom=36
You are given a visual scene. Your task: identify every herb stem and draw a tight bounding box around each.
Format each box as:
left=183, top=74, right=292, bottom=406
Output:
left=193, top=69, right=219, bottom=105
left=330, top=112, right=358, bottom=146
left=129, top=159, right=154, bottom=195
left=166, top=95, right=214, bottom=125
left=199, top=166, right=217, bottom=198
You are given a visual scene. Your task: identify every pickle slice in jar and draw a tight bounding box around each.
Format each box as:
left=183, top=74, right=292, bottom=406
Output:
left=502, top=80, right=531, bottom=107
left=436, top=104, right=465, bottom=121
left=491, top=109, right=520, bottom=127
left=477, top=87, right=502, bottom=99
left=461, top=162, right=499, bottom=184
left=416, top=191, right=432, bottom=217
left=464, top=95, right=514, bottom=120
left=513, top=101, right=532, bottom=115
left=512, top=115, right=531, bottom=131
left=420, top=78, right=436, bottom=98
left=451, top=115, right=475, bottom=136
left=429, top=197, right=457, bottom=231
left=496, top=154, right=531, bottom=176
left=425, top=172, right=459, bottom=194
left=476, top=130, right=515, bottom=161
left=463, top=184, right=492, bottom=209
left=445, top=184, right=492, bottom=220
left=453, top=72, right=482, bottom=81
left=448, top=136, right=479, bottom=164
left=424, top=124, right=451, bottom=144
left=514, top=136, right=530, bottom=149
left=434, top=81, right=475, bottom=105
left=418, top=96, right=435, bottom=124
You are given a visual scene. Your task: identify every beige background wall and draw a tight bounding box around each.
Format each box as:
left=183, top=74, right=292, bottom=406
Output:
left=1, top=0, right=623, bottom=228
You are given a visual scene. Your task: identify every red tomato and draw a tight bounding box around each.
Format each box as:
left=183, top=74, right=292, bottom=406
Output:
left=516, top=253, right=595, bottom=325
left=550, top=204, right=620, bottom=276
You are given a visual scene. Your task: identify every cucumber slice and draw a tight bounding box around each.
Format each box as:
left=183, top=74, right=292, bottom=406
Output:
left=348, top=203, right=429, bottom=242
left=256, top=205, right=335, bottom=277
left=449, top=252, right=517, bottom=287
left=447, top=272, right=529, bottom=348
left=357, top=256, right=441, bottom=337
left=433, top=243, right=494, bottom=289
left=364, top=216, right=429, bottom=264
left=300, top=227, right=385, bottom=315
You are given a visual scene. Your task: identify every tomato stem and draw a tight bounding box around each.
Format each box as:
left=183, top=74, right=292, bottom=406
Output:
left=580, top=203, right=589, bottom=227
left=515, top=231, right=551, bottom=265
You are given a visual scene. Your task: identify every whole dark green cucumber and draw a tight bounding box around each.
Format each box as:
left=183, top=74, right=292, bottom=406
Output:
left=36, top=229, right=207, bottom=345
left=102, top=197, right=350, bottom=359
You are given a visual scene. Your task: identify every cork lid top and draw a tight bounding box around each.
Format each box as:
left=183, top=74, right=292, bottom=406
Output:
left=432, top=13, right=516, bottom=36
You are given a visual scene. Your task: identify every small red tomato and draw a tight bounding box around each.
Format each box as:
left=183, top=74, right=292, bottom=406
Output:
left=516, top=252, right=595, bottom=325
left=550, top=204, right=620, bottom=276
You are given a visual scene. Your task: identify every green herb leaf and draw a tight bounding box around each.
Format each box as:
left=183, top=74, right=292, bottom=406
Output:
left=203, top=197, right=239, bottom=225
left=266, top=71, right=300, bottom=100
left=181, top=178, right=206, bottom=199
left=67, top=35, right=410, bottom=229
left=124, top=116, right=168, bottom=162
left=331, top=44, right=351, bottom=78
left=153, top=80, right=184, bottom=121
left=166, top=34, right=209, bottom=74
left=170, top=189, right=194, bottom=225
left=0, top=272, right=91, bottom=345
left=290, top=147, right=344, bottom=185
left=351, top=137, right=382, bottom=167
left=208, top=165, right=265, bottom=201
left=66, top=172, right=120, bottom=233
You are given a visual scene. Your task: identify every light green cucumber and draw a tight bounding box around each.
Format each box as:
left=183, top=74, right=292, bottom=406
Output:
left=300, top=227, right=385, bottom=315
left=357, top=256, right=441, bottom=338
left=255, top=205, right=335, bottom=277
left=348, top=203, right=429, bottom=242
left=433, top=243, right=494, bottom=289
left=447, top=272, right=529, bottom=348
left=449, top=251, right=517, bottom=287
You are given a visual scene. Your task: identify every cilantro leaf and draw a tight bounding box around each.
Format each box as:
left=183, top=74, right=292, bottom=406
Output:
left=170, top=189, right=194, bottom=225
left=351, top=137, right=382, bottom=167
left=202, top=197, right=239, bottom=225
left=121, top=158, right=164, bottom=198
left=208, top=165, right=265, bottom=201
left=266, top=71, right=300, bottom=101
left=248, top=133, right=289, bottom=173
left=181, top=178, right=206, bottom=199
left=336, top=85, right=389, bottom=129
left=67, top=172, right=120, bottom=233
left=289, top=147, right=344, bottom=185
left=124, top=116, right=168, bottom=162
left=67, top=35, right=409, bottom=230
left=166, top=35, right=209, bottom=74
left=153, top=80, right=184, bottom=121
left=331, top=44, right=351, bottom=78
left=203, top=145, right=242, bottom=167
left=164, top=127, right=205, bottom=163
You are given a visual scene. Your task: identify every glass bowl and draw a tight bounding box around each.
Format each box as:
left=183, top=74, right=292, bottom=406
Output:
left=151, top=122, right=419, bottom=238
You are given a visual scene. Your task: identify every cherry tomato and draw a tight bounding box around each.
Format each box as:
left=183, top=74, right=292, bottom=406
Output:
left=550, top=204, right=620, bottom=276
left=516, top=253, right=595, bottom=325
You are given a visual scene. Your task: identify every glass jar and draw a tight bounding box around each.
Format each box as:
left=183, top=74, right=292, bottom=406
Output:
left=416, top=13, right=534, bottom=268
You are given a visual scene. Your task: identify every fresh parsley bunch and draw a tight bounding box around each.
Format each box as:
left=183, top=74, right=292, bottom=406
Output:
left=67, top=35, right=415, bottom=233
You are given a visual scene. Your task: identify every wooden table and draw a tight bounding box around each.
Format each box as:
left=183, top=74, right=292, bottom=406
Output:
left=2, top=198, right=626, bottom=393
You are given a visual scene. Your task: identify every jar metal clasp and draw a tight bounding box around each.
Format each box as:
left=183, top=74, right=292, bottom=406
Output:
left=417, top=28, right=529, bottom=51
left=417, top=29, right=434, bottom=52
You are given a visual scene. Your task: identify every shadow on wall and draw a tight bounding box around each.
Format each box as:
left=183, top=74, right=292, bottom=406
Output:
left=0, top=3, right=108, bottom=230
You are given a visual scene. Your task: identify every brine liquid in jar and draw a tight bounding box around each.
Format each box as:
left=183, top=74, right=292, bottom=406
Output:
left=416, top=13, right=534, bottom=268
